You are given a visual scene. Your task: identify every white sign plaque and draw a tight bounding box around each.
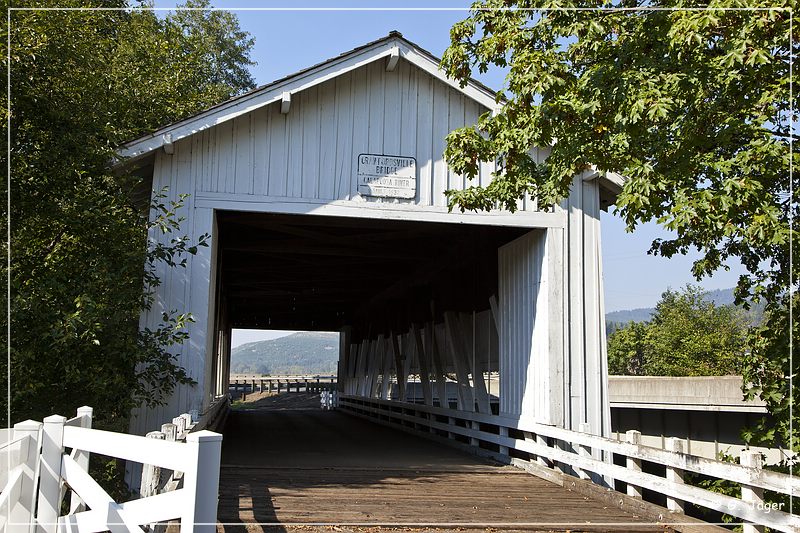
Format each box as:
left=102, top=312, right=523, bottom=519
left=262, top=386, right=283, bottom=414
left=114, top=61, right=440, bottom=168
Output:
left=357, top=154, right=417, bottom=199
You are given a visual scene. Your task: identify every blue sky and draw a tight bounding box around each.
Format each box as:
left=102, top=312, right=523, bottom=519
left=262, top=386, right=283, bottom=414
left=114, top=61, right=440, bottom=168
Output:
left=149, top=2, right=746, bottom=345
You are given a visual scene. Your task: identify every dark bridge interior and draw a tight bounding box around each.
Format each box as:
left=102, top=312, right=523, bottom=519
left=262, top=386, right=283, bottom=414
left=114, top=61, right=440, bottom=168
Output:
left=216, top=211, right=529, bottom=342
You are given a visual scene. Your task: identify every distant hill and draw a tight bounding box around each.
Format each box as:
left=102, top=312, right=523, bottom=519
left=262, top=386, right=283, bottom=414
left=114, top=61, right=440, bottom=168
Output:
left=605, top=287, right=763, bottom=336
left=230, top=331, right=339, bottom=375
left=605, top=307, right=654, bottom=324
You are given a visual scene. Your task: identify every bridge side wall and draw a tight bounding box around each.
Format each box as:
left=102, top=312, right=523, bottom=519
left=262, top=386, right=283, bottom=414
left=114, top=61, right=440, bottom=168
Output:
left=340, top=174, right=611, bottom=437
left=131, top=57, right=610, bottom=438
left=131, top=140, right=218, bottom=438
left=562, top=175, right=611, bottom=435
left=131, top=57, right=547, bottom=437
left=493, top=174, right=611, bottom=434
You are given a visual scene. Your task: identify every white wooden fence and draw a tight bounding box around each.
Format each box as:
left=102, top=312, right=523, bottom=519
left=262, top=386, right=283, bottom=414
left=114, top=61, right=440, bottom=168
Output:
left=340, top=395, right=799, bottom=533
left=0, top=406, right=222, bottom=533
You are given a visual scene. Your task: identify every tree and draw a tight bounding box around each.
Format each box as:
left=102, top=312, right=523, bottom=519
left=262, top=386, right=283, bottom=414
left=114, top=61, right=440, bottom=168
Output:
left=3, top=0, right=255, bottom=433
left=608, top=285, right=748, bottom=376
left=441, top=1, right=797, bottom=453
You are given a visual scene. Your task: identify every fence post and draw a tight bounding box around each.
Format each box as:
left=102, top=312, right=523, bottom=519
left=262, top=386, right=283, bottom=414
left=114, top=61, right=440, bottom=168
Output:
left=666, top=437, right=686, bottom=513
left=498, top=426, right=509, bottom=456
left=10, top=420, right=41, bottom=533
left=740, top=450, right=765, bottom=533
left=37, top=415, right=66, bottom=533
left=535, top=434, right=550, bottom=468
left=162, top=423, right=177, bottom=443
left=173, top=416, right=187, bottom=440
left=182, top=430, right=223, bottom=533
left=140, top=431, right=166, bottom=498
left=577, top=422, right=591, bottom=480
left=470, top=421, right=480, bottom=447
left=181, top=413, right=193, bottom=431
left=625, top=430, right=643, bottom=498
left=68, top=406, right=93, bottom=514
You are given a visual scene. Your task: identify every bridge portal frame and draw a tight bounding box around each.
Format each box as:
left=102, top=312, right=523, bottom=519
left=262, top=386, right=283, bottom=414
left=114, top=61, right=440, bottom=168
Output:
left=120, top=31, right=618, bottom=442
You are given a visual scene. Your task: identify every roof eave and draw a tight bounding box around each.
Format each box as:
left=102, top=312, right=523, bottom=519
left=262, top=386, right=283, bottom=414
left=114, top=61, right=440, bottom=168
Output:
left=116, top=34, right=499, bottom=165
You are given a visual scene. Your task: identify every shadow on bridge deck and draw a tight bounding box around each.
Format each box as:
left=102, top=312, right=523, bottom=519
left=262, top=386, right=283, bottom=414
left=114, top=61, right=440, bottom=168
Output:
left=217, top=394, right=665, bottom=533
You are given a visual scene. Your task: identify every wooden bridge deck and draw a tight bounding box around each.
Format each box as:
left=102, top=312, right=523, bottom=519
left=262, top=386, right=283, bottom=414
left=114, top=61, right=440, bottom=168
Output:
left=216, top=395, right=667, bottom=533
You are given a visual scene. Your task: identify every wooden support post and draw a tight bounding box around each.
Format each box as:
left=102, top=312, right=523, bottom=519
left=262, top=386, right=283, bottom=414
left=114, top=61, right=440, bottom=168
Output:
left=69, top=406, right=93, bottom=514
left=391, top=333, right=406, bottom=401
left=37, top=415, right=66, bottom=533
left=496, top=426, right=509, bottom=456
left=173, top=416, right=187, bottom=440
left=380, top=336, right=395, bottom=400
left=162, top=423, right=177, bottom=442
left=182, top=431, right=223, bottom=533
left=740, top=450, right=765, bottom=533
left=555, top=440, right=571, bottom=475
left=460, top=311, right=491, bottom=413
left=140, top=431, right=166, bottom=497
left=577, top=422, right=591, bottom=480
left=625, top=430, right=643, bottom=498
left=666, top=437, right=686, bottom=513
left=402, top=333, right=413, bottom=401
left=470, top=421, right=480, bottom=447
left=444, top=312, right=475, bottom=411
left=412, top=324, right=433, bottom=406
left=10, top=420, right=41, bottom=533
left=447, top=417, right=456, bottom=440
left=536, top=434, right=550, bottom=467
left=428, top=323, right=449, bottom=408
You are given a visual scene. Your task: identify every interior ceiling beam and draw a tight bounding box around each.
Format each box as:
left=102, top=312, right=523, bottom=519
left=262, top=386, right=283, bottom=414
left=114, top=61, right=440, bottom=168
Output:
left=217, top=211, right=528, bottom=330
left=223, top=243, right=430, bottom=261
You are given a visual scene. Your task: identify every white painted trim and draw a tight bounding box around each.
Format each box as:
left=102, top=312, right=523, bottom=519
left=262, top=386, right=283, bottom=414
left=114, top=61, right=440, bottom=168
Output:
left=280, top=91, right=291, bottom=114
left=398, top=43, right=497, bottom=111
left=194, top=193, right=564, bottom=228
left=386, top=46, right=400, bottom=71
left=339, top=395, right=798, bottom=498
left=117, top=36, right=497, bottom=162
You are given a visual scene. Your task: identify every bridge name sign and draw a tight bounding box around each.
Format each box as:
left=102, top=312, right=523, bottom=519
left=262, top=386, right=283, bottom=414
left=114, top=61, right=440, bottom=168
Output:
left=357, top=154, right=417, bottom=199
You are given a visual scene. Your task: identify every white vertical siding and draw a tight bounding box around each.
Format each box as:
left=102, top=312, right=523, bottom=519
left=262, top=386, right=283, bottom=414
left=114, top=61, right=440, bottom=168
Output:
left=132, top=138, right=216, bottom=437
left=135, top=55, right=603, bottom=439
left=190, top=58, right=519, bottom=209
left=498, top=230, right=553, bottom=422
left=560, top=175, right=611, bottom=436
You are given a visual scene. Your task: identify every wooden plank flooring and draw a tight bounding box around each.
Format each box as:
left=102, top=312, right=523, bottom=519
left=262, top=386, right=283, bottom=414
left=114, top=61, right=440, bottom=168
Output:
left=216, top=395, right=669, bottom=533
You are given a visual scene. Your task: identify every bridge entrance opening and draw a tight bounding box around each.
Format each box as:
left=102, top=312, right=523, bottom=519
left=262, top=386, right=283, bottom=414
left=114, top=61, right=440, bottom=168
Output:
left=211, top=210, right=530, bottom=412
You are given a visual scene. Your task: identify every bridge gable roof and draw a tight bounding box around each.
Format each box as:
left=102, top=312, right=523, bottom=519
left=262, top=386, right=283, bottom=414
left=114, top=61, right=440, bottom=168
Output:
left=118, top=31, right=498, bottom=163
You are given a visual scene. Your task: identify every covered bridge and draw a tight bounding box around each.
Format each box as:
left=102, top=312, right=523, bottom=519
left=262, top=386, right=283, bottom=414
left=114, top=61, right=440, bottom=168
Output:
left=120, top=31, right=621, bottom=441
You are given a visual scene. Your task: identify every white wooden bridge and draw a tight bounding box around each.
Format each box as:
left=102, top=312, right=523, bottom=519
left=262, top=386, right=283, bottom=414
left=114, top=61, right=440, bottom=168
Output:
left=6, top=30, right=795, bottom=533
left=2, top=398, right=797, bottom=532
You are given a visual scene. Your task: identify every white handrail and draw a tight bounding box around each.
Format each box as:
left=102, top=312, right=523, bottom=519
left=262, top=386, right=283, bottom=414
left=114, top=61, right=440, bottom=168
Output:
left=1, top=406, right=222, bottom=533
left=340, top=395, right=799, bottom=533
left=62, top=426, right=193, bottom=472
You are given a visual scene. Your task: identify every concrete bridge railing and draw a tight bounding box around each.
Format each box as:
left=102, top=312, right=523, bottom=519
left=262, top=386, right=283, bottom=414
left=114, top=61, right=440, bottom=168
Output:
left=340, top=395, right=798, bottom=533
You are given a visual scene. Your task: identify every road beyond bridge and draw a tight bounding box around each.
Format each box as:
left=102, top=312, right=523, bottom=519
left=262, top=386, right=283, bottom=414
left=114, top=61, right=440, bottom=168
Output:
left=216, top=395, right=665, bottom=533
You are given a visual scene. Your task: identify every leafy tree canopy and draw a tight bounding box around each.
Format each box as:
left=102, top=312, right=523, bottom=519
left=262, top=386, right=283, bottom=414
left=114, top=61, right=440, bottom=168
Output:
left=441, top=1, right=797, bottom=453
left=4, top=0, right=256, bottom=432
left=608, top=285, right=748, bottom=376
